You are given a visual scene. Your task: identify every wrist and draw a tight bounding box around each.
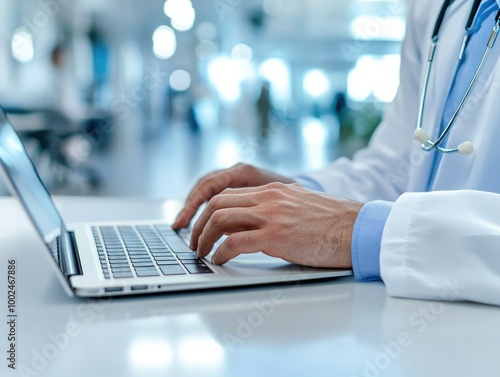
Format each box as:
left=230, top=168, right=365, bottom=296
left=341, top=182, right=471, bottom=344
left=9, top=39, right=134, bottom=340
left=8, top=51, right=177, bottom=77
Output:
left=337, top=200, right=364, bottom=269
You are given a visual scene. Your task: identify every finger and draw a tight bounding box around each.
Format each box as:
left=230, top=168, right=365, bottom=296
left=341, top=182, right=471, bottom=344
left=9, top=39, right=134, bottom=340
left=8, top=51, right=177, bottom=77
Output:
left=173, top=170, right=231, bottom=229
left=211, top=230, right=264, bottom=265
left=197, top=208, right=262, bottom=257
left=191, top=193, right=260, bottom=250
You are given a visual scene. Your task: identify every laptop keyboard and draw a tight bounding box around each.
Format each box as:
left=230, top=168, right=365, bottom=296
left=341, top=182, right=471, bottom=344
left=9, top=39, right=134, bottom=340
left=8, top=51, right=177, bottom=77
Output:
left=91, top=225, right=213, bottom=279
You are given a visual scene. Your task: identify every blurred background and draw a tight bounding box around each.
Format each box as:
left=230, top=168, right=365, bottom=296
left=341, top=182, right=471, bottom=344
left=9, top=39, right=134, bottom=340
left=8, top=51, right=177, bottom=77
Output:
left=0, top=0, right=407, bottom=199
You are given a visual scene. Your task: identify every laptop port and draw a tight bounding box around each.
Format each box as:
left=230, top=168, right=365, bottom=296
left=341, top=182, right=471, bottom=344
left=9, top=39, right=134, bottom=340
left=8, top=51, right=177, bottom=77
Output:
left=131, top=285, right=148, bottom=291
left=105, top=287, right=123, bottom=293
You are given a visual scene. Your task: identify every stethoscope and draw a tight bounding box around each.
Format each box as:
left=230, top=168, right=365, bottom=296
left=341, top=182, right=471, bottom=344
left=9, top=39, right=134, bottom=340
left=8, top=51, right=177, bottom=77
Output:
left=413, top=0, right=500, bottom=155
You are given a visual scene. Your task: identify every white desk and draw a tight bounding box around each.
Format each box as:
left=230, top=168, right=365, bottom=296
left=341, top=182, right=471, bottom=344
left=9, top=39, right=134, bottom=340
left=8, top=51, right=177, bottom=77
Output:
left=0, top=197, right=498, bottom=377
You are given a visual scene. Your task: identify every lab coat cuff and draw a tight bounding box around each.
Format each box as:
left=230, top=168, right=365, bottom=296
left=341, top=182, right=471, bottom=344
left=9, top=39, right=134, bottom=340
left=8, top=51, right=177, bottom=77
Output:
left=351, top=201, right=393, bottom=282
left=293, top=176, right=325, bottom=192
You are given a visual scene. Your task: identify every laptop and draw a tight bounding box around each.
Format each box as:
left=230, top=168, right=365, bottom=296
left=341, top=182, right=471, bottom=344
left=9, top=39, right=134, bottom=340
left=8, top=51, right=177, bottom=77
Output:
left=0, top=106, right=352, bottom=297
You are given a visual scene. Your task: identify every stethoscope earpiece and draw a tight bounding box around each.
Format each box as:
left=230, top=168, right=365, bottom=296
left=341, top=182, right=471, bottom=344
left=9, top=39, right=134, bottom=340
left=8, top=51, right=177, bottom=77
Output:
left=458, top=141, right=475, bottom=155
left=413, top=129, right=430, bottom=144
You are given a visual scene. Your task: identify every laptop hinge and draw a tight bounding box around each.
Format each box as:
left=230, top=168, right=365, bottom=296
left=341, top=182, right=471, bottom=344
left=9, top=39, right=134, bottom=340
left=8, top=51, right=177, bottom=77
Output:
left=58, top=231, right=83, bottom=278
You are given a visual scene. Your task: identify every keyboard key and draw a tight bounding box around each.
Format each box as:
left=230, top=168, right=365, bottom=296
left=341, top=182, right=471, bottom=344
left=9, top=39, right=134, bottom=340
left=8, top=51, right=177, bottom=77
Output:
left=128, top=251, right=149, bottom=256
left=157, top=230, right=177, bottom=237
left=106, top=249, right=125, bottom=253
left=147, top=245, right=167, bottom=250
left=108, top=256, right=127, bottom=261
left=132, top=262, right=155, bottom=268
left=163, top=237, right=192, bottom=253
left=176, top=253, right=199, bottom=261
left=108, top=256, right=128, bottom=261
left=107, top=254, right=126, bottom=258
left=124, top=243, right=144, bottom=248
left=183, top=264, right=213, bottom=274
left=130, top=257, right=153, bottom=262
left=155, top=225, right=172, bottom=230
left=104, top=241, right=122, bottom=246
left=135, top=268, right=160, bottom=277
left=113, top=271, right=134, bottom=279
left=111, top=267, right=132, bottom=273
left=181, top=259, right=206, bottom=265
left=154, top=256, right=176, bottom=261
left=159, top=265, right=186, bottom=275
left=109, top=262, right=130, bottom=268
left=156, top=261, right=180, bottom=266
left=151, top=250, right=172, bottom=257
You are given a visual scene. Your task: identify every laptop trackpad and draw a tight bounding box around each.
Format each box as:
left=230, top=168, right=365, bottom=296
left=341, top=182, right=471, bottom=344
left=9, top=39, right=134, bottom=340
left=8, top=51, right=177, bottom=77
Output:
left=226, top=252, right=289, bottom=267
left=210, top=251, right=316, bottom=278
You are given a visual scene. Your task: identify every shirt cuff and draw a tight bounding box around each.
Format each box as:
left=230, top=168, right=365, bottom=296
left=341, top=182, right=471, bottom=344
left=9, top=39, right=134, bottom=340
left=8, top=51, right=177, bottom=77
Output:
left=293, top=176, right=324, bottom=192
left=351, top=201, right=393, bottom=282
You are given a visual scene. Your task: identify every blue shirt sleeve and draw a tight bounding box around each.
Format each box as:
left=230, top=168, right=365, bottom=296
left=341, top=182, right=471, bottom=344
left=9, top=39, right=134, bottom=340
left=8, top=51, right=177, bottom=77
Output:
left=293, top=176, right=324, bottom=192
left=351, top=201, right=393, bottom=282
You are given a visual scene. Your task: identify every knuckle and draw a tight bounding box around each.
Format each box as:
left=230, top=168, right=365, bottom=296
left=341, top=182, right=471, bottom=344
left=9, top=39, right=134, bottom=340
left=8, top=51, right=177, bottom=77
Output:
left=196, top=175, right=211, bottom=187
left=224, top=235, right=237, bottom=250
left=235, top=163, right=255, bottom=176
left=264, top=188, right=285, bottom=200
left=210, top=209, right=225, bottom=228
left=203, top=180, right=222, bottom=198
left=197, top=232, right=206, bottom=246
left=221, top=187, right=235, bottom=195
left=267, top=182, right=286, bottom=190
left=232, top=162, right=245, bottom=170
left=207, top=196, right=220, bottom=211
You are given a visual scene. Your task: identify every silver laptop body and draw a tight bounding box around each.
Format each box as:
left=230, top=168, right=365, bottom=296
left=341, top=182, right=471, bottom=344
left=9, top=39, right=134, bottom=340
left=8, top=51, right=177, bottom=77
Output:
left=0, top=106, right=351, bottom=297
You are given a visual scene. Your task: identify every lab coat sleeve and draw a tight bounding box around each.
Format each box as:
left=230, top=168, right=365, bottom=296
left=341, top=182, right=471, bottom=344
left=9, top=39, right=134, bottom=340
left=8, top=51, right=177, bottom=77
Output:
left=299, top=0, right=427, bottom=203
left=381, top=190, right=500, bottom=306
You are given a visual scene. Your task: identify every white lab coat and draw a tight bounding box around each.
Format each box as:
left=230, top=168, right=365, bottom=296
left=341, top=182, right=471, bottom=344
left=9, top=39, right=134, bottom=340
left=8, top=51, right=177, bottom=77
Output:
left=303, top=0, right=500, bottom=306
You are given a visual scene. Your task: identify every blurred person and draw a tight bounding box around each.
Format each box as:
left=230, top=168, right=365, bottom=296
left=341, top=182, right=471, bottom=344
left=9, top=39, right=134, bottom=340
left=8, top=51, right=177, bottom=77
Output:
left=256, top=81, right=271, bottom=137
left=49, top=41, right=81, bottom=114
left=331, top=92, right=348, bottom=124
left=87, top=25, right=109, bottom=106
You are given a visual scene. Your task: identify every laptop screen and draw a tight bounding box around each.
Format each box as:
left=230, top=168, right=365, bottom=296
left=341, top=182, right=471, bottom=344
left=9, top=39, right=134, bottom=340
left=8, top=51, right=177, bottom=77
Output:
left=0, top=106, right=63, bottom=244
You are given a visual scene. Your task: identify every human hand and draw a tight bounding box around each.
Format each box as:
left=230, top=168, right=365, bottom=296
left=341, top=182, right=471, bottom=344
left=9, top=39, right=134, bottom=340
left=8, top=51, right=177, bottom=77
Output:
left=190, top=182, right=363, bottom=268
left=173, top=164, right=295, bottom=229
